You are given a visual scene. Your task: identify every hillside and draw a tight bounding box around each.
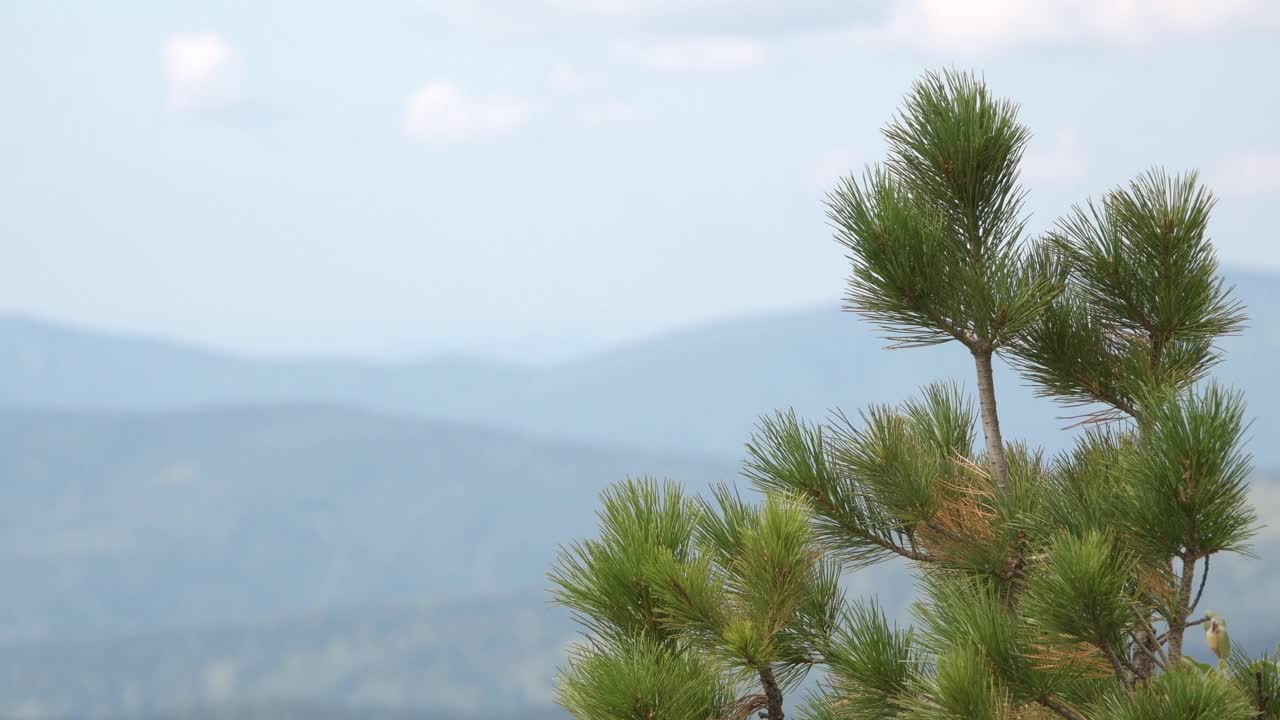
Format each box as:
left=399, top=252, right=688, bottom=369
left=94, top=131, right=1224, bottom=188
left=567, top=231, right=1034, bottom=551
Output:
left=0, top=406, right=1277, bottom=718
left=0, top=407, right=734, bottom=644
left=0, top=537, right=1277, bottom=720
left=0, top=594, right=575, bottom=720
left=3, top=269, right=1277, bottom=464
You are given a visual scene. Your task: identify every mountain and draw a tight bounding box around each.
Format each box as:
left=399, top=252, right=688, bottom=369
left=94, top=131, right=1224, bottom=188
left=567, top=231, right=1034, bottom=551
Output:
left=4, top=269, right=1278, bottom=464
left=0, top=593, right=575, bottom=720
left=0, top=406, right=735, bottom=645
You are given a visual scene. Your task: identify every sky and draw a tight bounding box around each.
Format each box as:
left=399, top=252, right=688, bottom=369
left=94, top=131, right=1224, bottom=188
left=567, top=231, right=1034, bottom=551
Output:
left=2, top=0, right=1279, bottom=361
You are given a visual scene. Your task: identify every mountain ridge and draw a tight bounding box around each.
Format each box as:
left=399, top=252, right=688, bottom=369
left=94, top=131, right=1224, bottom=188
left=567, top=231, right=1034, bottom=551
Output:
left=0, top=405, right=736, bottom=645
left=4, top=262, right=1274, bottom=368
left=6, top=269, right=1276, bottom=463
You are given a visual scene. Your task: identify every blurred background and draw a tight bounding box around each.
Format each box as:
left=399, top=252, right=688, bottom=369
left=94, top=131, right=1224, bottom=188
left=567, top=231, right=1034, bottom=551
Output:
left=1, top=2, right=1278, bottom=718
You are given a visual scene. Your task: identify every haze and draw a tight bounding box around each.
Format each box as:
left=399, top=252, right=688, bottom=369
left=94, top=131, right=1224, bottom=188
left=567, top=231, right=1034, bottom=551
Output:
left=2, top=1, right=1278, bottom=360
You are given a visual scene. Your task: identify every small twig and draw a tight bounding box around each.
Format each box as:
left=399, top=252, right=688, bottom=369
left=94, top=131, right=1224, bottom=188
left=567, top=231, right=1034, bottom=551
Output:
left=1060, top=404, right=1132, bottom=429
left=1188, top=554, right=1210, bottom=615
left=1256, top=671, right=1265, bottom=715
left=1142, top=618, right=1170, bottom=662
left=1160, top=615, right=1209, bottom=643
left=1131, top=610, right=1170, bottom=665
left=1101, top=639, right=1134, bottom=691
left=1038, top=694, right=1088, bottom=720
left=923, top=519, right=967, bottom=544
left=802, top=487, right=934, bottom=563
left=1128, top=628, right=1167, bottom=672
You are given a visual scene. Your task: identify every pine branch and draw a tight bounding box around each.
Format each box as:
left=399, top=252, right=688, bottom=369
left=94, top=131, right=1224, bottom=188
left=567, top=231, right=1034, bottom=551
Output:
left=804, top=482, right=934, bottom=564
left=1100, top=638, right=1134, bottom=691
left=1188, top=553, right=1210, bottom=615
left=1038, top=694, right=1088, bottom=720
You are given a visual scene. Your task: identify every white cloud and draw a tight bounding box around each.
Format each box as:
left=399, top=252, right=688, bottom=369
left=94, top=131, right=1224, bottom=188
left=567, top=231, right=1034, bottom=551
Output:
left=426, top=0, right=1276, bottom=47
left=1212, top=150, right=1280, bottom=199
left=549, top=64, right=594, bottom=93
left=401, top=81, right=530, bottom=143
left=162, top=32, right=244, bottom=113
left=624, top=36, right=767, bottom=71
left=848, top=0, right=1278, bottom=54
left=580, top=100, right=636, bottom=129
left=1022, top=127, right=1088, bottom=184
left=422, top=1, right=875, bottom=34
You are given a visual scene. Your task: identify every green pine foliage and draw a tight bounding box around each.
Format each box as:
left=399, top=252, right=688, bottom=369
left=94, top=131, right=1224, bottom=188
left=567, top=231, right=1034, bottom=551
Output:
left=548, top=69, right=1267, bottom=719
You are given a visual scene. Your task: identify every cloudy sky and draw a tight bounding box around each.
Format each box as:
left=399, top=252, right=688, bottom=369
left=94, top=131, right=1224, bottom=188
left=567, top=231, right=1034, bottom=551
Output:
left=2, top=1, right=1278, bottom=360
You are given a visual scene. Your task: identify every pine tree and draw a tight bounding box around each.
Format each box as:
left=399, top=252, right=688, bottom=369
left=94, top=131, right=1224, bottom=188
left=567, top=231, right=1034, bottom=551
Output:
left=550, top=477, right=842, bottom=720
left=548, top=69, right=1276, bottom=719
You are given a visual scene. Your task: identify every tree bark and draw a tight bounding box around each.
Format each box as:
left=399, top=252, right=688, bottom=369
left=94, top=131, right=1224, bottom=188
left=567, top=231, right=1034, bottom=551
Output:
left=759, top=665, right=784, bottom=720
left=1131, top=627, right=1156, bottom=682
left=1166, top=556, right=1198, bottom=664
left=973, top=349, right=1011, bottom=490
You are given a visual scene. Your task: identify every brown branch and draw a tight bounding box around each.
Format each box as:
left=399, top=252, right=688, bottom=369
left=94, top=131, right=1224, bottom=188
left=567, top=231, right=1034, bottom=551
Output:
left=1116, top=648, right=1141, bottom=676
left=1159, top=615, right=1210, bottom=644
left=870, top=533, right=933, bottom=562
left=730, top=693, right=769, bottom=720
left=1188, top=554, right=1210, bottom=615
left=1133, top=610, right=1169, bottom=661
left=1038, top=694, right=1088, bottom=720
left=803, top=488, right=934, bottom=563
left=924, top=519, right=967, bottom=545
left=1061, top=364, right=1141, bottom=420
left=876, top=278, right=973, bottom=351
left=1101, top=639, right=1134, bottom=691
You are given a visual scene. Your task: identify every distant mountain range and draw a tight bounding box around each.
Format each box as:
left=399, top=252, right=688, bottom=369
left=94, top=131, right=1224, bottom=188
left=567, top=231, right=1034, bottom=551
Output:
left=0, top=406, right=735, bottom=645
left=1, top=267, right=1277, bottom=719
left=4, top=269, right=1278, bottom=465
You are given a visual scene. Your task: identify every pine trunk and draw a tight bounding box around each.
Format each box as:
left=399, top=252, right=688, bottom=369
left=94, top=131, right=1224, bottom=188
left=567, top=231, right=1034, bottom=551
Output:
left=759, top=665, right=784, bottom=720
left=973, top=349, right=1011, bottom=490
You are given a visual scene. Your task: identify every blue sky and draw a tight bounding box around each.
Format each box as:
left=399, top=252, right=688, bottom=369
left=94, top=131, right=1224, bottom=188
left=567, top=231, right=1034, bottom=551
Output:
left=2, top=1, right=1278, bottom=360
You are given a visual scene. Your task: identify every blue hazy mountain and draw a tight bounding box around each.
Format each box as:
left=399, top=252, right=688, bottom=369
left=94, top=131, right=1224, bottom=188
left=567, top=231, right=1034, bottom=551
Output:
left=3, top=268, right=1278, bottom=465
left=0, top=406, right=735, bottom=645
left=0, top=591, right=577, bottom=719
